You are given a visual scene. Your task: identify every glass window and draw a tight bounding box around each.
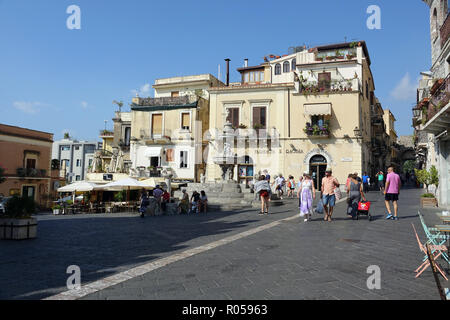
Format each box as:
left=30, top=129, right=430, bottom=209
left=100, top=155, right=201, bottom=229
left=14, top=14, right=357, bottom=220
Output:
left=124, top=127, right=131, bottom=146
left=76, top=175, right=80, bottom=181
left=283, top=61, right=290, bottom=73
left=260, top=71, right=264, bottom=82
left=275, top=64, right=281, bottom=75
left=252, top=106, right=267, bottom=129
left=180, top=151, right=188, bottom=168
left=244, top=73, right=249, bottom=83
left=61, top=146, right=70, bottom=151
left=26, top=158, right=36, bottom=169
left=249, top=72, right=254, bottom=82
left=291, top=59, right=296, bottom=71
left=76, top=159, right=81, bottom=167
left=181, top=112, right=190, bottom=130
left=318, top=72, right=331, bottom=90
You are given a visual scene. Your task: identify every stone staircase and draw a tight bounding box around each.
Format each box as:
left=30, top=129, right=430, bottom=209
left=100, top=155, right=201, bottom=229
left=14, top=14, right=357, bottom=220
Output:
left=173, top=181, right=284, bottom=211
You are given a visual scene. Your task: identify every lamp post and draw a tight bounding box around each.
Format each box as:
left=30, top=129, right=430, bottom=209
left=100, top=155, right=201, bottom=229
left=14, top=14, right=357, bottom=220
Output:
left=353, top=127, right=362, bottom=140
left=413, top=108, right=421, bottom=118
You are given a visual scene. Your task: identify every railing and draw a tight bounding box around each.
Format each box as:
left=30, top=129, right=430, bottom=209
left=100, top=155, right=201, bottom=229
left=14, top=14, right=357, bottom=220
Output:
left=303, top=121, right=330, bottom=137
left=299, top=78, right=359, bottom=95
left=426, top=74, right=450, bottom=123
left=17, top=168, right=47, bottom=178
left=100, top=130, right=114, bottom=137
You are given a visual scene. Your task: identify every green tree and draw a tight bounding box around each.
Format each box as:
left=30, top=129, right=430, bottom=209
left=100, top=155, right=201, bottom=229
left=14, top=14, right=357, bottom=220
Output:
left=429, top=165, right=439, bottom=195
left=415, top=168, right=430, bottom=193
left=403, top=160, right=415, bottom=174
left=63, top=132, right=70, bottom=139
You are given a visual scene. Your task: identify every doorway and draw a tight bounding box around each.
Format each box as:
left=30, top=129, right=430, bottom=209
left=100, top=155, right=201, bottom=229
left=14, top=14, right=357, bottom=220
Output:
left=150, top=156, right=160, bottom=167
left=22, top=186, right=36, bottom=200
left=309, top=155, right=327, bottom=190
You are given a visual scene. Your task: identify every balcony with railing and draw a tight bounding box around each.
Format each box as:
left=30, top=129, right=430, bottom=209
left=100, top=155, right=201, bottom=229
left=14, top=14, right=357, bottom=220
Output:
left=299, top=78, right=360, bottom=95
left=138, top=129, right=175, bottom=144
left=17, top=167, right=47, bottom=178
left=99, top=130, right=114, bottom=138
left=303, top=121, right=330, bottom=138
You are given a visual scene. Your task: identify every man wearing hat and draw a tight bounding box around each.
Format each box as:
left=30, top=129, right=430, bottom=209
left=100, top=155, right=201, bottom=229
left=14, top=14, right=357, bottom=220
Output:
left=321, top=168, right=340, bottom=221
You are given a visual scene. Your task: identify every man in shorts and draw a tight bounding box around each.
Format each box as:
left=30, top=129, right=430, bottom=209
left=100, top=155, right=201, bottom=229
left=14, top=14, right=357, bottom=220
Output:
left=384, top=166, right=401, bottom=220
left=321, top=168, right=340, bottom=222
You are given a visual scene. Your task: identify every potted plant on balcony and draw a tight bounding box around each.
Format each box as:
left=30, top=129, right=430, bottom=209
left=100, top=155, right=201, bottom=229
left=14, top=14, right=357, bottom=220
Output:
left=326, top=55, right=335, bottom=61
left=303, top=123, right=313, bottom=136
left=315, top=56, right=324, bottom=62
left=0, top=195, right=37, bottom=240
left=335, top=50, right=344, bottom=59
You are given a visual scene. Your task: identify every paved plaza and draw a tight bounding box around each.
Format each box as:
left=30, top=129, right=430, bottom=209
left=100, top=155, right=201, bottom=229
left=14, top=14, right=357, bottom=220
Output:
left=0, top=187, right=448, bottom=300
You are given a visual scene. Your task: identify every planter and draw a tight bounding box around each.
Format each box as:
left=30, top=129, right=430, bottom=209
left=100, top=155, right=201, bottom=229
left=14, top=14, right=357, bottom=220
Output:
left=53, top=209, right=60, bottom=215
left=336, top=56, right=344, bottom=59
left=421, top=197, right=438, bottom=208
left=0, top=218, right=37, bottom=240
left=326, top=57, right=334, bottom=61
left=346, top=54, right=356, bottom=59
left=315, top=57, right=324, bottom=62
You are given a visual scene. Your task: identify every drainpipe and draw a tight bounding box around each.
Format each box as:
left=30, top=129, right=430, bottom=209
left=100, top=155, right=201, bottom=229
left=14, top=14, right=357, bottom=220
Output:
left=288, top=88, right=291, bottom=137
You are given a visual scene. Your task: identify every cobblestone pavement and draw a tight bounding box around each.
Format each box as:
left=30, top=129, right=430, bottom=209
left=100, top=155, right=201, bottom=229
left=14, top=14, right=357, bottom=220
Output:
left=0, top=188, right=448, bottom=300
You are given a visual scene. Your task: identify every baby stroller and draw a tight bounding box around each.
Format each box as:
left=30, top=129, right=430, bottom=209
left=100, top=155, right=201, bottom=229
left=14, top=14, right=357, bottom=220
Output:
left=189, top=201, right=199, bottom=214
left=356, top=201, right=372, bottom=221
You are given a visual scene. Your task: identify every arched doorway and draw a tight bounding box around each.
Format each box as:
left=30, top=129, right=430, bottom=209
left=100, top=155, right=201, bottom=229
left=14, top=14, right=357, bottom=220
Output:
left=310, top=155, right=327, bottom=190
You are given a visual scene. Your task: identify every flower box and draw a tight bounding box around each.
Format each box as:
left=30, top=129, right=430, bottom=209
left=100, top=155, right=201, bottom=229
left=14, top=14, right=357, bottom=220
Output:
left=346, top=54, right=356, bottom=59
left=421, top=197, right=438, bottom=208
left=325, top=56, right=335, bottom=61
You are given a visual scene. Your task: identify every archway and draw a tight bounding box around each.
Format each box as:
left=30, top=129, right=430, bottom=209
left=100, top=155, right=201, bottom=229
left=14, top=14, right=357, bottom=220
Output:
left=309, top=155, right=327, bottom=190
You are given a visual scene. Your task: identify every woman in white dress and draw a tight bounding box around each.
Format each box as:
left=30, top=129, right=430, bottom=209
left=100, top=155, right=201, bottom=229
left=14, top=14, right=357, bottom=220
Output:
left=298, top=173, right=316, bottom=222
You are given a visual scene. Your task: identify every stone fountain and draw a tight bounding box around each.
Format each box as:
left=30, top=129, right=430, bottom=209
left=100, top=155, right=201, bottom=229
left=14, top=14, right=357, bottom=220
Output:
left=212, top=121, right=238, bottom=182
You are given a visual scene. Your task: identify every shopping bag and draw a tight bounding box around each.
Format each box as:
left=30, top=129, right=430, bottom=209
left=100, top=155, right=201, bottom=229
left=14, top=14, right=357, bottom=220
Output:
left=334, top=187, right=342, bottom=201
left=357, top=201, right=371, bottom=211
left=315, top=199, right=324, bottom=214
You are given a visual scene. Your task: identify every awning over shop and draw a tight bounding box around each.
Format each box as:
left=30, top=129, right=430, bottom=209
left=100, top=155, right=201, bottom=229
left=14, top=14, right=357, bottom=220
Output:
left=304, top=103, right=332, bottom=116
left=144, top=147, right=163, bottom=158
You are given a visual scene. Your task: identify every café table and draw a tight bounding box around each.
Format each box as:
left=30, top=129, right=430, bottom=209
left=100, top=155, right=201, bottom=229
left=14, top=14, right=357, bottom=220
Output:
left=435, top=224, right=450, bottom=270
left=435, top=212, right=450, bottom=224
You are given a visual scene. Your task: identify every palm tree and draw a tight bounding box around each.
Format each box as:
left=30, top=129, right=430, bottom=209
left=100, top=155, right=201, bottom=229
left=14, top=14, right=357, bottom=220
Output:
left=113, top=100, right=124, bottom=113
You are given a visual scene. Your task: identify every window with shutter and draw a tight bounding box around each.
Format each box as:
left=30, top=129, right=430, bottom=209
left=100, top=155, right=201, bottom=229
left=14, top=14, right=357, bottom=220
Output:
left=318, top=72, right=331, bottom=90
left=181, top=112, right=190, bottom=130
left=275, top=64, right=281, bottom=75
left=283, top=61, right=290, bottom=73
left=152, top=114, right=163, bottom=136
left=166, top=149, right=174, bottom=162
left=180, top=151, right=188, bottom=168
left=253, top=107, right=266, bottom=129
left=171, top=91, right=179, bottom=97
left=26, top=158, right=36, bottom=169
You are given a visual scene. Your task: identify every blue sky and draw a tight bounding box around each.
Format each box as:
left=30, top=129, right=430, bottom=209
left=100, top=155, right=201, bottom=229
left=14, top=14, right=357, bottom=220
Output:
left=0, top=0, right=431, bottom=141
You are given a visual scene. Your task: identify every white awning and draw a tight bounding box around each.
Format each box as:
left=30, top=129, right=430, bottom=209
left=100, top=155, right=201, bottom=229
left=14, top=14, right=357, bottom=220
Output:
left=144, top=147, right=162, bottom=158
left=304, top=103, right=331, bottom=116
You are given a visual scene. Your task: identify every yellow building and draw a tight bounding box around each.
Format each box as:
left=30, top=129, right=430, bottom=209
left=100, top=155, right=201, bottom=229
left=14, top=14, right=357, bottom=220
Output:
left=383, top=109, right=399, bottom=167
left=99, top=129, right=114, bottom=172
left=206, top=41, right=381, bottom=189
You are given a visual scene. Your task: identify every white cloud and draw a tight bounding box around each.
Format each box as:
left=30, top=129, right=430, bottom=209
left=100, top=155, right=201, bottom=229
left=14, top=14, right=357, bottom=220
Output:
left=390, top=73, right=419, bottom=101
left=13, top=101, right=45, bottom=114
left=131, top=83, right=151, bottom=97
left=81, top=101, right=88, bottom=109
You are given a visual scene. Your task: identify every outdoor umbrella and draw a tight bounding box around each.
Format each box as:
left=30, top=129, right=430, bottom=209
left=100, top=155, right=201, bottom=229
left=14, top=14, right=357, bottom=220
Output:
left=100, top=177, right=145, bottom=201
left=57, top=181, right=99, bottom=203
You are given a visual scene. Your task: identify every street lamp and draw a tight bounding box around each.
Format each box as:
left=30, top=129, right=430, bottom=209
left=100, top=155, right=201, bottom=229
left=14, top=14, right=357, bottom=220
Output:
left=413, top=108, right=421, bottom=118
left=353, top=127, right=362, bottom=138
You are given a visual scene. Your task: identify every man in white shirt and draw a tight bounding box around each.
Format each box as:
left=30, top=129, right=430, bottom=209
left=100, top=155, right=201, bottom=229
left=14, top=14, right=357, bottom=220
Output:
left=272, top=173, right=285, bottom=199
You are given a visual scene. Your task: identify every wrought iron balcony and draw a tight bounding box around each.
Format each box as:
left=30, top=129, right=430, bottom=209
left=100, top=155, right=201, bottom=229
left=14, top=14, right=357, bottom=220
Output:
left=17, top=168, right=47, bottom=178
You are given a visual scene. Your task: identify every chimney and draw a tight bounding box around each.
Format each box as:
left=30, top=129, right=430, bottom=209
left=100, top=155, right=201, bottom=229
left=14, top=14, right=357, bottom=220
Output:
left=224, top=58, right=230, bottom=86
left=244, top=58, right=248, bottom=67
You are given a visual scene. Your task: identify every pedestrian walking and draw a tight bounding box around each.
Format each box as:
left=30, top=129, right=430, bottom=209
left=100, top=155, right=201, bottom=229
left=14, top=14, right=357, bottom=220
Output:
left=153, top=185, right=163, bottom=212
left=298, top=172, right=315, bottom=222
left=287, top=175, right=296, bottom=198
left=321, top=168, right=340, bottom=222
left=161, top=188, right=170, bottom=213
left=254, top=175, right=272, bottom=215
left=263, top=170, right=271, bottom=183
left=354, top=172, right=362, bottom=183
left=272, top=173, right=285, bottom=199
left=139, top=188, right=149, bottom=218
left=362, top=172, right=370, bottom=193
left=376, top=171, right=384, bottom=193
left=346, top=174, right=366, bottom=219
left=384, top=166, right=401, bottom=220
left=178, top=189, right=189, bottom=214
left=199, top=190, right=208, bottom=213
